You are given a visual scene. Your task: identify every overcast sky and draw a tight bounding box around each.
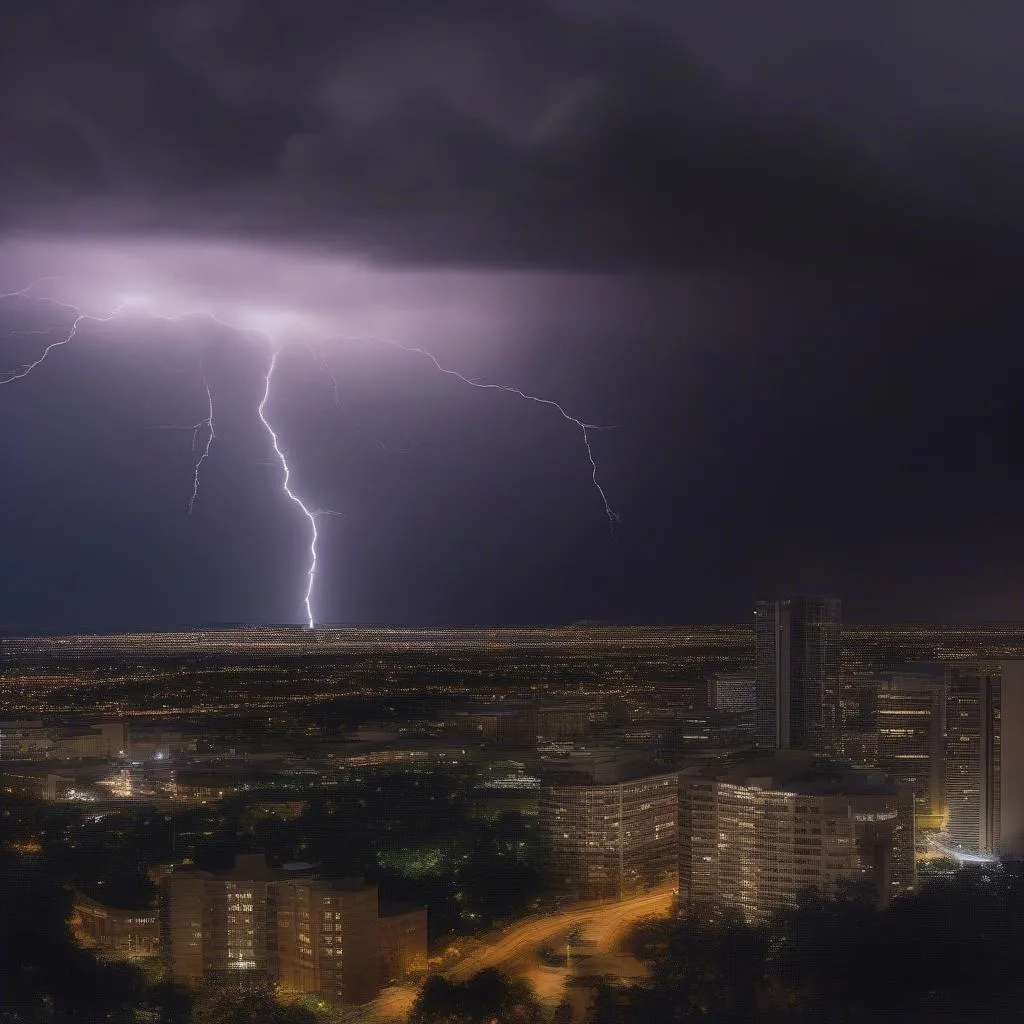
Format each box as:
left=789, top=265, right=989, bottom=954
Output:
left=2, top=1, right=1023, bottom=629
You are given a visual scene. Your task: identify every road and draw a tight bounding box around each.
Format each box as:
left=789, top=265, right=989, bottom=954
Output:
left=446, top=886, right=674, bottom=982
left=362, top=887, right=674, bottom=1021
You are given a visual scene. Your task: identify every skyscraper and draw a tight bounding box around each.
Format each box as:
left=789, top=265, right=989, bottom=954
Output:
left=942, top=660, right=1024, bottom=860
left=944, top=662, right=1001, bottom=857
left=874, top=669, right=947, bottom=834
left=755, top=596, right=841, bottom=753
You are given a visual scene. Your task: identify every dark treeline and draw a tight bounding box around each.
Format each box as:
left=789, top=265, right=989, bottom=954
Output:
left=406, top=869, right=1024, bottom=1024
left=589, top=868, right=1024, bottom=1024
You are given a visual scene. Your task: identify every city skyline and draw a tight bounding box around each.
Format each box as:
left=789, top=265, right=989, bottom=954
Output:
left=6, top=7, right=1024, bottom=1023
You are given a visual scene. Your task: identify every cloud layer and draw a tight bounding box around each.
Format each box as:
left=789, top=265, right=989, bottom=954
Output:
left=3, top=1, right=1022, bottom=269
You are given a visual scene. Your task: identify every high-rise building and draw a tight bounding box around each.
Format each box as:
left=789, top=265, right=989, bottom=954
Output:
left=755, top=596, right=841, bottom=753
left=276, top=878, right=381, bottom=1006
left=678, top=752, right=915, bottom=923
left=942, top=661, right=1024, bottom=860
left=538, top=752, right=678, bottom=898
left=161, top=852, right=276, bottom=986
left=874, top=669, right=947, bottom=834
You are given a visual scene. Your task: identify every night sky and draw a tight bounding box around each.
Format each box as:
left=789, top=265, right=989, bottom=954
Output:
left=2, top=2, right=1024, bottom=630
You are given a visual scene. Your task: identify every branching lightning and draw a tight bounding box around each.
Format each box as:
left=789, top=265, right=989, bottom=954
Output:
left=257, top=348, right=320, bottom=629
left=306, top=341, right=426, bottom=455
left=188, top=370, right=216, bottom=517
left=0, top=286, right=139, bottom=386
left=369, top=337, right=619, bottom=530
left=1, top=279, right=619, bottom=625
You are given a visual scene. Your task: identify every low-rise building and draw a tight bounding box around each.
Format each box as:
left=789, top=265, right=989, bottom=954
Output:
left=378, top=903, right=429, bottom=982
left=0, top=721, right=54, bottom=760
left=73, top=895, right=159, bottom=959
left=54, top=722, right=127, bottom=760
left=708, top=673, right=757, bottom=714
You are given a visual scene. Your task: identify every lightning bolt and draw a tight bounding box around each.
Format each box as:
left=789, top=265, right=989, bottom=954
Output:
left=1, top=289, right=329, bottom=625
left=188, top=370, right=216, bottom=517
left=305, top=341, right=426, bottom=456
left=369, top=338, right=619, bottom=530
left=1, top=282, right=619, bottom=626
left=257, top=348, right=320, bottom=629
left=0, top=287, right=139, bottom=386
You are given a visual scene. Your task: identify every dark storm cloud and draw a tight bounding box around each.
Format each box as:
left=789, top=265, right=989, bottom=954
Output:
left=2, top=0, right=1022, bottom=269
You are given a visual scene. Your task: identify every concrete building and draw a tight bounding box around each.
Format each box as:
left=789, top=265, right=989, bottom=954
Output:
left=0, top=721, right=54, bottom=760
left=128, top=727, right=199, bottom=760
left=276, top=878, right=381, bottom=1006
left=73, top=895, right=159, bottom=959
left=378, top=903, right=429, bottom=983
left=54, top=722, right=127, bottom=760
left=942, top=661, right=1024, bottom=860
left=839, top=668, right=948, bottom=836
left=457, top=704, right=591, bottom=748
left=874, top=669, right=947, bottom=833
left=679, top=752, right=915, bottom=922
left=161, top=854, right=428, bottom=1006
left=755, top=597, right=841, bottom=754
left=709, top=673, right=756, bottom=714
left=538, top=752, right=678, bottom=898
left=161, top=852, right=277, bottom=986
left=944, top=662, right=1000, bottom=858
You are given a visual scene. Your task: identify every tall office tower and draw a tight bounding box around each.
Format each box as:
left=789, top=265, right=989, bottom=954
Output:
left=678, top=752, right=915, bottom=922
left=538, top=752, right=678, bottom=898
left=161, top=853, right=276, bottom=986
left=942, top=661, right=1024, bottom=859
left=276, top=878, right=382, bottom=1006
left=755, top=597, right=842, bottom=753
left=874, top=669, right=947, bottom=835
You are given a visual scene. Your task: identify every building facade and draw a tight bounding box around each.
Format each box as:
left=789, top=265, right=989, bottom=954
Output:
left=679, top=754, right=915, bottom=922
left=73, top=895, right=160, bottom=959
left=755, top=597, right=841, bottom=754
left=160, top=855, right=427, bottom=1006
left=276, top=879, right=381, bottom=1006
left=874, top=670, right=947, bottom=833
left=378, top=904, right=429, bottom=983
left=161, top=853, right=277, bottom=986
left=709, top=673, right=757, bottom=714
left=539, top=755, right=678, bottom=898
left=941, top=661, right=1024, bottom=859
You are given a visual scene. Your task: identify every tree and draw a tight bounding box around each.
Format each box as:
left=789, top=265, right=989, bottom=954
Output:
left=410, top=969, right=544, bottom=1024
left=190, top=989, right=318, bottom=1024
left=553, top=1000, right=575, bottom=1024
left=0, top=846, right=145, bottom=1022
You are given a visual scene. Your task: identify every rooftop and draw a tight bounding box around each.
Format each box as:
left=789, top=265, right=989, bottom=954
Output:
left=680, top=750, right=899, bottom=796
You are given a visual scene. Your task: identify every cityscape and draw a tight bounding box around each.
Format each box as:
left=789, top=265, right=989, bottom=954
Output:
left=5, top=4, right=1024, bottom=1023
left=5, top=614, right=1024, bottom=1021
